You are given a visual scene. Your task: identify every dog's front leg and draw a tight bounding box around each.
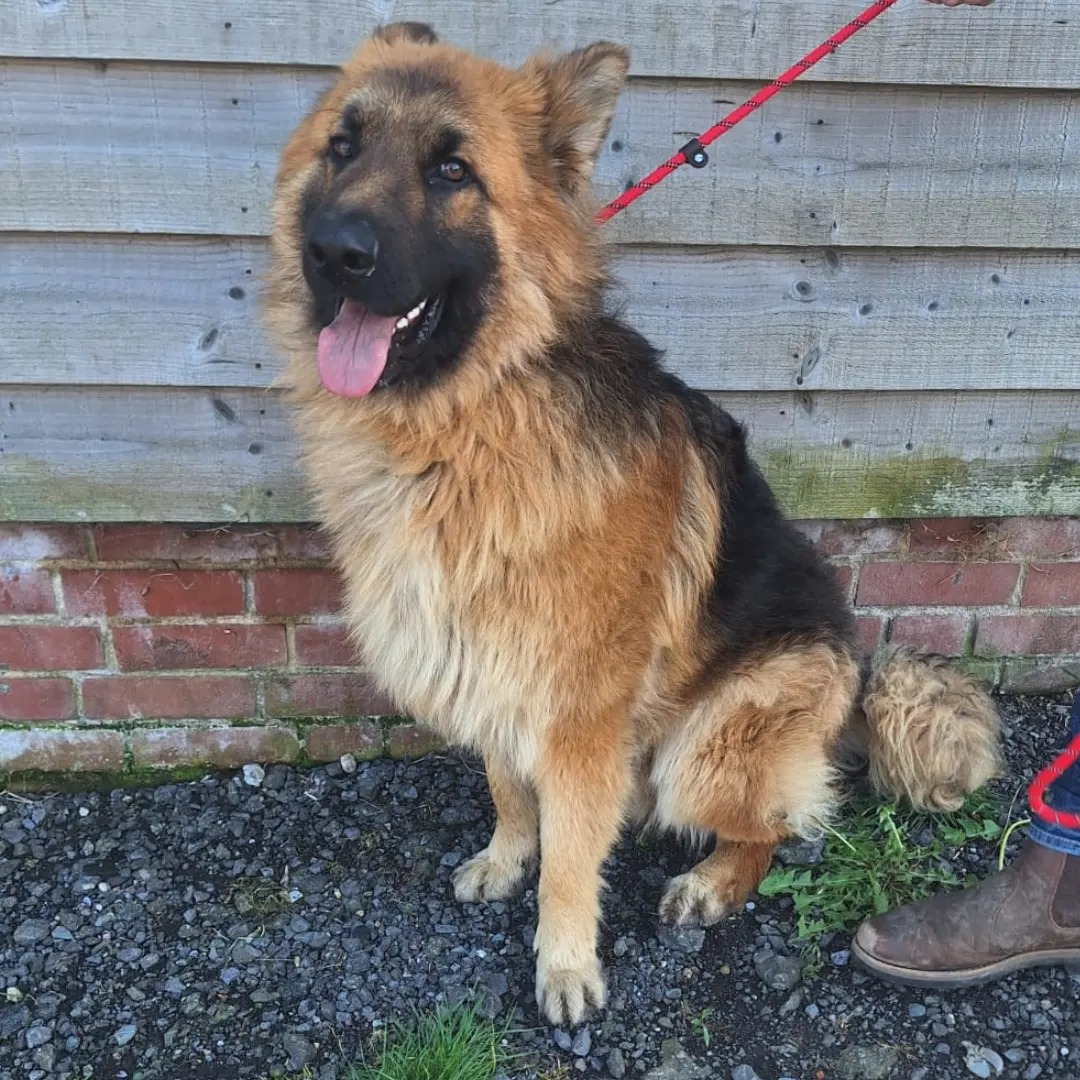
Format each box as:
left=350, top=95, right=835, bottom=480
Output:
left=532, top=713, right=631, bottom=1026
left=453, top=756, right=538, bottom=901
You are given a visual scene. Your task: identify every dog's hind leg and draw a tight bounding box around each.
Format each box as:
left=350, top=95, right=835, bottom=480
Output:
left=652, top=643, right=859, bottom=926
left=453, top=757, right=539, bottom=902
left=660, top=839, right=777, bottom=926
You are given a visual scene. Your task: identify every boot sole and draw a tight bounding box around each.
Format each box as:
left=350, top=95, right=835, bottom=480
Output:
left=851, top=939, right=1080, bottom=990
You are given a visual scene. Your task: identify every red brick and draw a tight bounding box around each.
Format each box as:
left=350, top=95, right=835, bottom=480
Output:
left=997, top=517, right=1080, bottom=558
left=386, top=723, right=446, bottom=758
left=0, top=525, right=88, bottom=561
left=304, top=722, right=382, bottom=762
left=265, top=673, right=391, bottom=718
left=1021, top=563, right=1080, bottom=608
left=130, top=725, right=299, bottom=768
left=855, top=616, right=884, bottom=654
left=906, top=518, right=998, bottom=558
left=92, top=524, right=279, bottom=563
left=0, top=626, right=103, bottom=671
left=278, top=525, right=333, bottom=561
left=888, top=614, right=970, bottom=656
left=82, top=675, right=254, bottom=720
left=805, top=520, right=905, bottom=557
left=829, top=563, right=854, bottom=595
left=113, top=624, right=286, bottom=671
left=0, top=567, right=55, bottom=614
left=0, top=728, right=124, bottom=773
left=0, top=677, right=76, bottom=721
left=63, top=569, right=244, bottom=617
left=252, top=569, right=342, bottom=616
left=293, top=623, right=356, bottom=666
left=856, top=562, right=1019, bottom=607
left=975, top=615, right=1080, bottom=657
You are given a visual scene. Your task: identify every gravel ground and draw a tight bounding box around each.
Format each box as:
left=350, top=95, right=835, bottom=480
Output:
left=2, top=695, right=1078, bottom=1080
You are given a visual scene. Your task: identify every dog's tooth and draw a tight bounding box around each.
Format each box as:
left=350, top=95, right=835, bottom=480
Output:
left=395, top=317, right=409, bottom=330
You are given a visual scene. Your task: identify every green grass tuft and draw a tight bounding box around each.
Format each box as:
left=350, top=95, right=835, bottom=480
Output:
left=346, top=1001, right=517, bottom=1080
left=758, top=791, right=1004, bottom=971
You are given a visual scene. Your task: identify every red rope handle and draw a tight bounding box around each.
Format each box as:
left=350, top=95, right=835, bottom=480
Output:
left=597, top=0, right=901, bottom=223
left=1029, top=732, right=1080, bottom=830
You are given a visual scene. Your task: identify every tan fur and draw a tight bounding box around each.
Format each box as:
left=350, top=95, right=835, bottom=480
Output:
left=848, top=647, right=1003, bottom=812
left=263, top=26, right=1001, bottom=1025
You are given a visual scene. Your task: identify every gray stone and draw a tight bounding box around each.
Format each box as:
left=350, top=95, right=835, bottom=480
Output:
left=835, top=1044, right=901, bottom=1080
left=232, top=943, right=260, bottom=964
left=607, top=1048, right=627, bottom=1078
left=32, top=1043, right=56, bottom=1072
left=0, top=1005, right=29, bottom=1039
left=732, top=1067, right=764, bottom=1080
left=554, top=1029, right=573, bottom=1052
left=283, top=1034, right=315, bottom=1072
left=13, top=919, right=49, bottom=946
left=754, top=952, right=802, bottom=992
left=778, top=990, right=803, bottom=1017
left=113, top=1024, right=137, bottom=1047
left=644, top=1039, right=709, bottom=1080
left=963, top=1045, right=1004, bottom=1078
left=1022, top=1066, right=1042, bottom=1080
left=25, top=1026, right=51, bottom=1049
left=908, top=1003, right=927, bottom=1019
left=242, top=763, right=265, bottom=788
left=572, top=1027, right=592, bottom=1057
left=656, top=925, right=705, bottom=954
left=775, top=837, right=825, bottom=866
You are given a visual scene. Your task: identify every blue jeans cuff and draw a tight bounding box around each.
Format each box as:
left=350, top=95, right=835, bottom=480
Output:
left=1028, top=820, right=1080, bottom=857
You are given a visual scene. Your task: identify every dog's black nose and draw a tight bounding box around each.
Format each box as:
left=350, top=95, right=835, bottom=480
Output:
left=306, top=212, right=379, bottom=282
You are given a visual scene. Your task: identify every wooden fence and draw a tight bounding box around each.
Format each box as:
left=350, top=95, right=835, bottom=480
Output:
left=2, top=0, right=1078, bottom=521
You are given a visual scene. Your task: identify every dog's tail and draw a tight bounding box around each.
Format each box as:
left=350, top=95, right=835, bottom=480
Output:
left=837, top=646, right=1003, bottom=812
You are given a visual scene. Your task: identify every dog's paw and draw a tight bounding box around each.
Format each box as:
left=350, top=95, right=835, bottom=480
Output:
left=452, top=848, right=527, bottom=903
left=658, top=871, right=734, bottom=927
left=535, top=958, right=606, bottom=1027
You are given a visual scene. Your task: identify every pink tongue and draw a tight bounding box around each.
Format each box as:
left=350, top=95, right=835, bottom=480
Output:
left=316, top=299, right=398, bottom=397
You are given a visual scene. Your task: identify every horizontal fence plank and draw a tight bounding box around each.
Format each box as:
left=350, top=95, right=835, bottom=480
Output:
left=4, top=235, right=1080, bottom=392
left=2, top=386, right=1076, bottom=521
left=3, top=61, right=1079, bottom=247
left=1, top=0, right=1076, bottom=88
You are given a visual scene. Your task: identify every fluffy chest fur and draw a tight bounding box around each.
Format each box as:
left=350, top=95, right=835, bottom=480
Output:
left=299, top=420, right=557, bottom=774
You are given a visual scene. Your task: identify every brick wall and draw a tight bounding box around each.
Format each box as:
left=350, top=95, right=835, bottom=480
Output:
left=1, top=518, right=1077, bottom=778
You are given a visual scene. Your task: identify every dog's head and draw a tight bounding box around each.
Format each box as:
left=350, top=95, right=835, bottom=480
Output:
left=265, top=23, right=628, bottom=402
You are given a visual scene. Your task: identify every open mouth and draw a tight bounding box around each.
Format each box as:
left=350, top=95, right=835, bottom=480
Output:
left=317, top=294, right=446, bottom=398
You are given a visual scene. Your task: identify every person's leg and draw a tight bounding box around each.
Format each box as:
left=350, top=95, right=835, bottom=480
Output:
left=851, top=693, right=1080, bottom=988
left=1027, top=693, right=1080, bottom=857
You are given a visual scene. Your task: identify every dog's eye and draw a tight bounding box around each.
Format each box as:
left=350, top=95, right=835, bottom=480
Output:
left=437, top=158, right=469, bottom=184
left=329, top=136, right=356, bottom=161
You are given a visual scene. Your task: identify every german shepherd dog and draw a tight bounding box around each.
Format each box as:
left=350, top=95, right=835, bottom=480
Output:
left=264, top=23, right=1002, bottom=1025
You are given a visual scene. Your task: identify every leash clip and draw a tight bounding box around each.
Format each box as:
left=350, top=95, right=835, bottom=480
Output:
left=679, top=137, right=709, bottom=168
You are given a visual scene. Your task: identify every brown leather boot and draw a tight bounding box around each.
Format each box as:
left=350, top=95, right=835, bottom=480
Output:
left=851, top=840, right=1080, bottom=987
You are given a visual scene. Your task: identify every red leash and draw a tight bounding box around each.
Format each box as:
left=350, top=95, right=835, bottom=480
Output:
left=1029, top=731, right=1080, bottom=830
left=597, top=0, right=900, bottom=223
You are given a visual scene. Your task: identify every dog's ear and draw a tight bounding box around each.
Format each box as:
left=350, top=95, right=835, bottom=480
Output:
left=529, top=42, right=629, bottom=194
left=373, top=22, right=439, bottom=46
